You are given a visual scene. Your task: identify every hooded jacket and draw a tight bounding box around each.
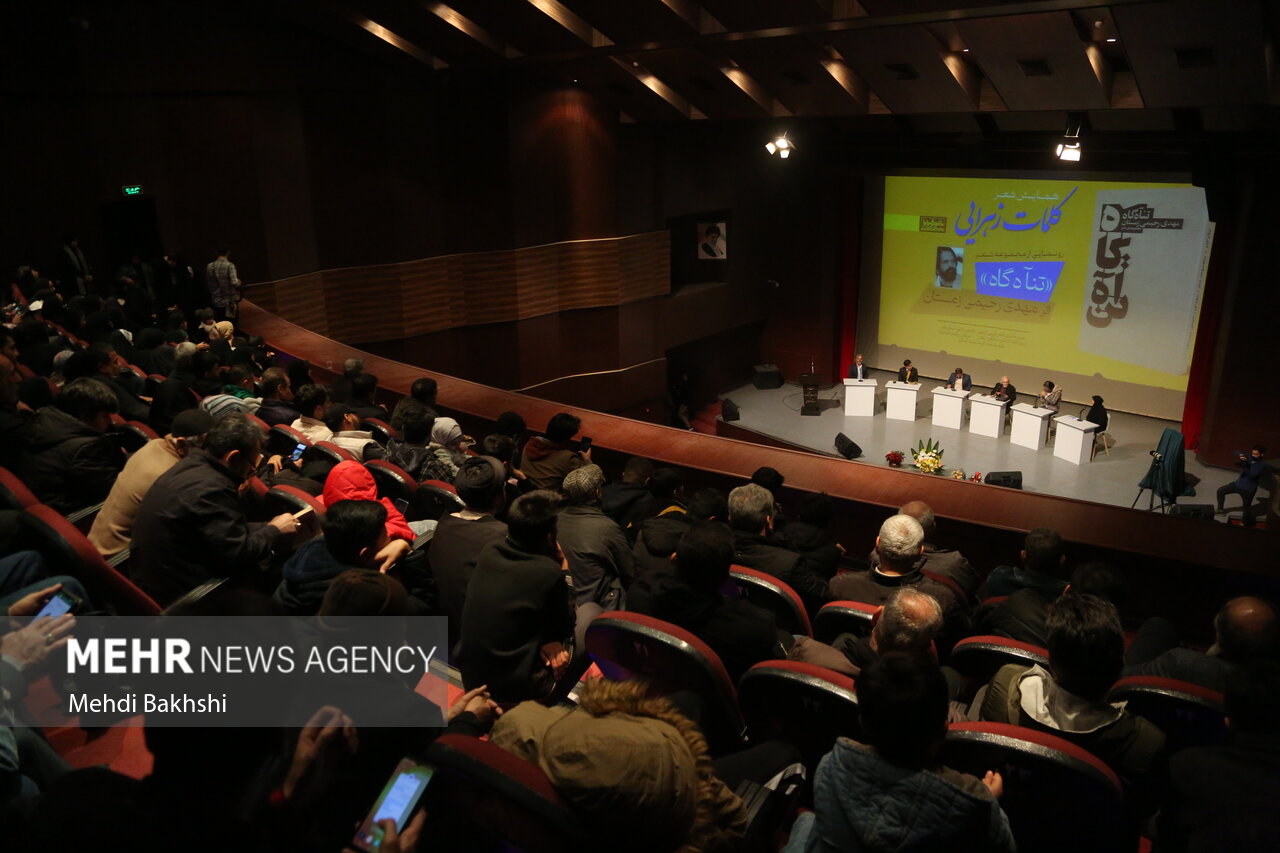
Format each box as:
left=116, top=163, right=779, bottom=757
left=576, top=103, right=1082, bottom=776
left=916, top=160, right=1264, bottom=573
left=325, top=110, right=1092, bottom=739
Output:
left=601, top=481, right=650, bottom=525
left=273, top=538, right=362, bottom=615
left=631, top=511, right=695, bottom=574
left=321, top=461, right=415, bottom=542
left=20, top=405, right=123, bottom=512
left=774, top=521, right=842, bottom=581
left=519, top=436, right=584, bottom=491
left=556, top=504, right=634, bottom=610
left=785, top=738, right=1014, bottom=853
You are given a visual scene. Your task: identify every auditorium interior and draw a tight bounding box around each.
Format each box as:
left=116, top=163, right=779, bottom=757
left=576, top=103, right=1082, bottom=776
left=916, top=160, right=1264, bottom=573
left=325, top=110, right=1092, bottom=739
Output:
left=2, top=0, right=1280, bottom=850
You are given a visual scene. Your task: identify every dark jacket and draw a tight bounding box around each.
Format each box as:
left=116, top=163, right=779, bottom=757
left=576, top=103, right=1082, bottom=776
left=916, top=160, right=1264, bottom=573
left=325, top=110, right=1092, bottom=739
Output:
left=972, top=586, right=1058, bottom=647
left=556, top=504, right=634, bottom=611
left=20, top=405, right=123, bottom=512
left=150, top=371, right=198, bottom=435
left=457, top=537, right=575, bottom=704
left=733, top=530, right=829, bottom=616
left=774, top=521, right=842, bottom=581
left=870, top=543, right=982, bottom=600
left=783, top=738, right=1015, bottom=853
left=1155, top=733, right=1280, bottom=852
left=91, top=374, right=150, bottom=423
left=273, top=538, right=360, bottom=615
left=0, top=404, right=32, bottom=475
left=255, top=398, right=302, bottom=427
left=979, top=564, right=1068, bottom=600
left=600, top=481, right=650, bottom=526
left=627, top=571, right=781, bottom=682
left=830, top=567, right=970, bottom=653
left=131, top=447, right=282, bottom=606
left=384, top=438, right=434, bottom=482
left=631, top=512, right=694, bottom=575
left=429, top=513, right=508, bottom=648
left=350, top=402, right=388, bottom=423
left=519, top=437, right=583, bottom=491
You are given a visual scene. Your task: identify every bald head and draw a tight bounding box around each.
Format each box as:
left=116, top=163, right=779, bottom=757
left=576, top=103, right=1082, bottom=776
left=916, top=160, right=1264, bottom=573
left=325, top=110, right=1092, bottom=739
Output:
left=1215, top=597, right=1280, bottom=663
left=897, top=500, right=936, bottom=541
left=874, top=588, right=943, bottom=654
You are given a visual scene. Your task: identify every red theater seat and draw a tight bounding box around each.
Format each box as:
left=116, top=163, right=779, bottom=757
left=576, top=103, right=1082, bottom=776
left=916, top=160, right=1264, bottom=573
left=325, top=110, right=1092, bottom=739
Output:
left=361, top=417, right=396, bottom=445
left=729, top=565, right=812, bottom=637
left=113, top=420, right=158, bottom=454
left=943, top=721, right=1131, bottom=853
left=949, top=635, right=1050, bottom=685
left=267, top=423, right=310, bottom=456
left=738, top=659, right=860, bottom=763
left=245, top=412, right=270, bottom=435
left=1107, top=675, right=1227, bottom=753
left=264, top=485, right=324, bottom=545
left=813, top=599, right=880, bottom=643
left=585, top=611, right=746, bottom=753
left=412, top=482, right=465, bottom=521
left=365, top=459, right=418, bottom=504
left=306, top=441, right=358, bottom=467
left=0, top=466, right=39, bottom=511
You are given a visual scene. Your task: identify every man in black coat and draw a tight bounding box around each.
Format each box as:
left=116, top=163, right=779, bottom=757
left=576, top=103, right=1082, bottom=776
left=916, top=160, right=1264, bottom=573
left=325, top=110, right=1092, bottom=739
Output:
left=253, top=368, right=301, bottom=427
left=728, top=483, right=829, bottom=616
left=627, top=522, right=782, bottom=682
left=131, top=413, right=300, bottom=606
left=20, top=378, right=124, bottom=512
left=457, top=490, right=575, bottom=705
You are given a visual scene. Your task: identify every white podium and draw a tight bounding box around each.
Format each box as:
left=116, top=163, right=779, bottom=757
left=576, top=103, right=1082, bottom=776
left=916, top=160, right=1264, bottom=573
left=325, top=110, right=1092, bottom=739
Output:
left=1010, top=403, right=1054, bottom=449
left=885, top=381, right=920, bottom=421
left=930, top=387, right=970, bottom=430
left=842, top=378, right=878, bottom=417
left=1053, top=416, right=1099, bottom=465
left=968, top=394, right=1006, bottom=438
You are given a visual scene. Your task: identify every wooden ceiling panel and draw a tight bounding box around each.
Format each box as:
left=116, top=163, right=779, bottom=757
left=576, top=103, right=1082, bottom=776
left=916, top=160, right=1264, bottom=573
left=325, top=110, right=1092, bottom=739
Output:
left=956, top=12, right=1110, bottom=111
left=828, top=25, right=978, bottom=113
left=554, top=56, right=692, bottom=122
left=1113, top=0, right=1270, bottom=108
left=720, top=35, right=867, bottom=116
left=557, top=0, right=696, bottom=45
left=636, top=48, right=773, bottom=120
left=444, top=0, right=587, bottom=55
left=353, top=0, right=500, bottom=65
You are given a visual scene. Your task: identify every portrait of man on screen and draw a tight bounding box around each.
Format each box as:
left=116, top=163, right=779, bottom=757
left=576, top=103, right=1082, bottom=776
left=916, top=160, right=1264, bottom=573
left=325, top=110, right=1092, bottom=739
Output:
left=934, top=245, right=962, bottom=288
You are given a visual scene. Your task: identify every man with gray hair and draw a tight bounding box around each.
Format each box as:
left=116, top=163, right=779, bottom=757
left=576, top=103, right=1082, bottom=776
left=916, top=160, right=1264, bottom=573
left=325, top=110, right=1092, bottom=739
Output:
left=327, top=356, right=364, bottom=404
left=790, top=587, right=944, bottom=676
left=729, top=482, right=829, bottom=615
left=869, top=500, right=981, bottom=600
left=556, top=464, right=634, bottom=640
left=832, top=514, right=969, bottom=652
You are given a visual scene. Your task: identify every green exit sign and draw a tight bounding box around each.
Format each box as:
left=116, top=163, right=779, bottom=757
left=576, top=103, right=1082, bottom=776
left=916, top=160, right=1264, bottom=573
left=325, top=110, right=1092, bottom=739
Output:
left=121, top=184, right=143, bottom=196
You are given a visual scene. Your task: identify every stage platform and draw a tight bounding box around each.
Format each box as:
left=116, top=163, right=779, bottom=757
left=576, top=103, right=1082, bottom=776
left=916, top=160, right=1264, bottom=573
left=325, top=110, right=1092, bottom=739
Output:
left=719, top=369, right=1243, bottom=520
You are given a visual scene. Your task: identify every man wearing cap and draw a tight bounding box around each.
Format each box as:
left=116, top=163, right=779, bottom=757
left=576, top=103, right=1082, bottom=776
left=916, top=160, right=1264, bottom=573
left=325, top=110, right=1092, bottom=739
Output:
left=557, top=465, right=634, bottom=641
left=432, top=456, right=509, bottom=649
left=89, top=409, right=213, bottom=560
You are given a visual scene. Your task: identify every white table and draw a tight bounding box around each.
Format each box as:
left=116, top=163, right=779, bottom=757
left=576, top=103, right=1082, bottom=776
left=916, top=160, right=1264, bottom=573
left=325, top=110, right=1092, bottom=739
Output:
left=842, top=378, right=878, bottom=417
left=1053, top=416, right=1099, bottom=465
left=930, top=387, right=970, bottom=430
left=885, top=381, right=920, bottom=421
left=969, top=394, right=1006, bottom=438
left=1010, top=403, right=1054, bottom=449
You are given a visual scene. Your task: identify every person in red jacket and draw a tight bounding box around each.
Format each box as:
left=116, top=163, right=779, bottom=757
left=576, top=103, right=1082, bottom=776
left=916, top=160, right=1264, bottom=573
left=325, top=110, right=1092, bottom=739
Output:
left=321, top=461, right=418, bottom=572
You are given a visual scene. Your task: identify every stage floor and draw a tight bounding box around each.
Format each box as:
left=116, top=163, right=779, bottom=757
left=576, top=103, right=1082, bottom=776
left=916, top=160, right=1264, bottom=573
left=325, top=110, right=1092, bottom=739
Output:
left=721, top=370, right=1242, bottom=519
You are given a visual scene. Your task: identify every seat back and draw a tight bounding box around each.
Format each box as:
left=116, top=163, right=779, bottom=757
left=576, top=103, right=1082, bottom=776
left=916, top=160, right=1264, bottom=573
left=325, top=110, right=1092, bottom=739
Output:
left=263, top=485, right=324, bottom=546
left=21, top=504, right=161, bottom=615
left=268, top=423, right=311, bottom=456
left=145, top=374, right=166, bottom=397
left=411, top=482, right=465, bottom=521
left=0, top=466, right=39, bottom=510
left=305, top=441, right=358, bottom=467
left=113, top=420, right=159, bottom=454
left=949, top=635, right=1050, bottom=684
left=244, top=412, right=271, bottom=436
left=738, top=660, right=859, bottom=764
left=365, top=459, right=419, bottom=503
left=422, top=734, right=591, bottom=853
left=1107, top=676, right=1227, bottom=753
left=729, top=565, right=812, bottom=636
left=943, top=722, right=1131, bottom=853
left=813, top=599, right=879, bottom=643
left=362, top=417, right=396, bottom=445
left=585, top=611, right=746, bottom=752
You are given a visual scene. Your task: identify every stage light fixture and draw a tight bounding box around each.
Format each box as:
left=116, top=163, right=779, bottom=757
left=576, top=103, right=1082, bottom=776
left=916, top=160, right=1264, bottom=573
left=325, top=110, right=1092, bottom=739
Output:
left=765, top=133, right=794, bottom=158
left=1055, top=119, right=1083, bottom=162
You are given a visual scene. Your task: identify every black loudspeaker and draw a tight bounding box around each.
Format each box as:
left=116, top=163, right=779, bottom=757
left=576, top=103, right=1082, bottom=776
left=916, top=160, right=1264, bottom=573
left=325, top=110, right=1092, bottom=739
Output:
left=721, top=399, right=740, bottom=422
left=834, top=433, right=862, bottom=459
left=753, top=364, right=783, bottom=390
left=1170, top=504, right=1215, bottom=521
left=983, top=470, right=1023, bottom=489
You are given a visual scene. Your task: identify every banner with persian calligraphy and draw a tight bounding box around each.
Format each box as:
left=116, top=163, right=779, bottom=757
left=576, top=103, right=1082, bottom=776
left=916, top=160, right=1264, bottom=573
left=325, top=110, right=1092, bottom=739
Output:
left=1076, top=188, right=1211, bottom=373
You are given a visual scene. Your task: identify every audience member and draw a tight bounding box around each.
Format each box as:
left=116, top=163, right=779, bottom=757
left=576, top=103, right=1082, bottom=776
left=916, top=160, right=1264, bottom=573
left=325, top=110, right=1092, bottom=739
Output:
left=521, top=412, right=589, bottom=490
left=872, top=499, right=981, bottom=598
left=557, top=464, right=634, bottom=640
left=625, top=466, right=686, bottom=536
left=273, top=500, right=387, bottom=615
left=776, top=492, right=844, bottom=581
left=131, top=413, right=300, bottom=605
left=783, top=653, right=1014, bottom=853
left=729, top=483, right=828, bottom=615
left=199, top=365, right=262, bottom=418
left=973, top=594, right=1166, bottom=809
left=419, top=416, right=467, bottom=482
left=627, top=521, right=782, bottom=681
left=289, top=383, right=330, bottom=442
left=489, top=679, right=749, bottom=853
left=320, top=461, right=417, bottom=570
left=21, top=377, right=124, bottom=512
left=327, top=357, right=363, bottom=404
left=1155, top=660, right=1280, bottom=851
left=431, top=456, right=508, bottom=649
left=320, top=404, right=382, bottom=461
left=457, top=490, right=575, bottom=704
left=65, top=344, right=150, bottom=422
left=791, top=587, right=944, bottom=677
left=600, top=455, right=653, bottom=524
left=384, top=402, right=436, bottom=481
left=974, top=561, right=1125, bottom=648
left=88, top=409, right=212, bottom=560
left=348, top=372, right=387, bottom=421
left=284, top=358, right=314, bottom=392
left=148, top=342, right=201, bottom=434
left=829, top=515, right=966, bottom=649
left=631, top=487, right=723, bottom=576
left=253, top=367, right=299, bottom=426
left=0, top=353, right=30, bottom=472
left=978, top=526, right=1068, bottom=599
left=1125, top=596, right=1279, bottom=692
left=388, top=376, right=438, bottom=431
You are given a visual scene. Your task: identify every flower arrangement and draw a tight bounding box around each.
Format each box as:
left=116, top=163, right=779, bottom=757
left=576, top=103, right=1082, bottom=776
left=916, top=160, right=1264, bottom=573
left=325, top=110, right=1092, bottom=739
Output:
left=969, top=471, right=983, bottom=483
left=950, top=468, right=966, bottom=481
left=885, top=450, right=906, bottom=467
left=911, top=438, right=945, bottom=474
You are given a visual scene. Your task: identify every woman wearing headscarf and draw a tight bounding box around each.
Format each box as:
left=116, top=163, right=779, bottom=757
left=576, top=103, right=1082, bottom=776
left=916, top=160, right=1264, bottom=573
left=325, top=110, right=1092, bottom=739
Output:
left=1085, top=394, right=1108, bottom=430
left=421, top=416, right=468, bottom=483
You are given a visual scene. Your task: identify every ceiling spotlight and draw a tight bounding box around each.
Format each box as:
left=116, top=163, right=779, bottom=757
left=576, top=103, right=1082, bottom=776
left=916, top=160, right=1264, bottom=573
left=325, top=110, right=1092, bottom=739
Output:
left=766, top=133, right=794, bottom=158
left=1055, top=118, right=1083, bottom=162
left=1105, top=37, right=1117, bottom=43
left=962, top=48, right=970, bottom=53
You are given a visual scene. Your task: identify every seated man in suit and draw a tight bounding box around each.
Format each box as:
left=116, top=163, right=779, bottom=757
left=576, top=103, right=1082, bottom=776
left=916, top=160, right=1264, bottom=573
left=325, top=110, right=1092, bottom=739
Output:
left=728, top=483, right=829, bottom=616
left=990, top=376, right=1016, bottom=413
left=896, top=359, right=918, bottom=383
left=947, top=366, right=972, bottom=392
left=847, top=353, right=870, bottom=380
